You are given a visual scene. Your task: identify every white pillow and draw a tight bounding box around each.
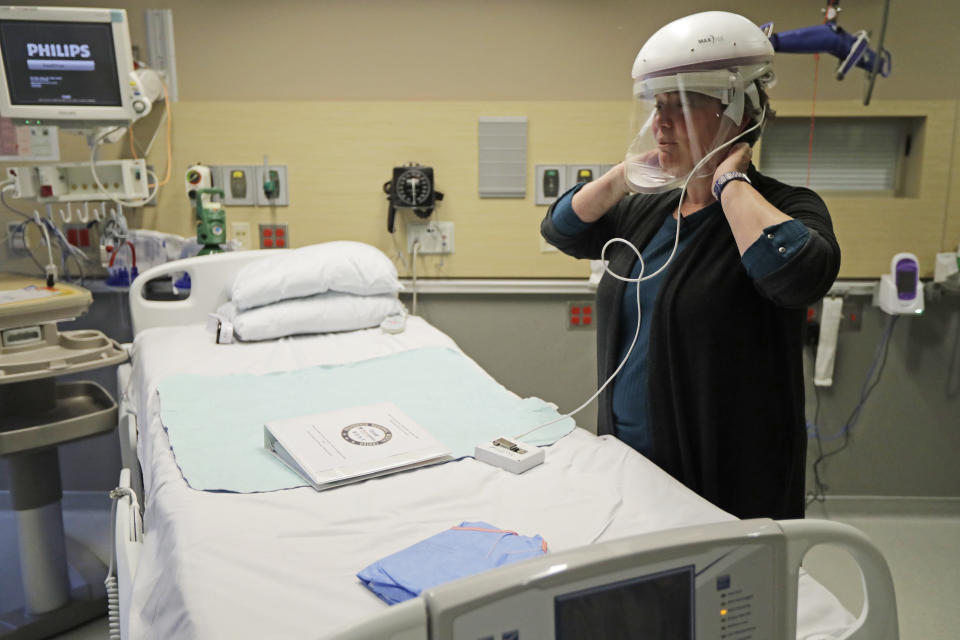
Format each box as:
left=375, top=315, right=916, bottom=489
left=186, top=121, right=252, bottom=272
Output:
left=231, top=241, right=401, bottom=310
left=216, top=293, right=405, bottom=341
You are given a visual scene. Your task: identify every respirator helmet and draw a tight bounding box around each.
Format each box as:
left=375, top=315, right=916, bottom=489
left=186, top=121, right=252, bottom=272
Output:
left=624, top=11, right=776, bottom=193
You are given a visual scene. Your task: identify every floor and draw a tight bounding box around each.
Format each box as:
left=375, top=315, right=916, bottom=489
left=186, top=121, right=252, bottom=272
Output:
left=802, top=499, right=960, bottom=640
left=1, top=497, right=957, bottom=639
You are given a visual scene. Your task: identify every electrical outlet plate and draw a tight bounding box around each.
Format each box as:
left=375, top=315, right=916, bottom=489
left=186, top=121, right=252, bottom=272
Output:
left=255, top=165, right=289, bottom=206
left=231, top=222, right=251, bottom=249
left=567, top=301, right=594, bottom=329
left=7, top=222, right=28, bottom=251
left=539, top=236, right=558, bottom=253
left=259, top=223, right=289, bottom=249
left=63, top=223, right=93, bottom=250
left=839, top=300, right=863, bottom=331
left=407, top=221, right=454, bottom=254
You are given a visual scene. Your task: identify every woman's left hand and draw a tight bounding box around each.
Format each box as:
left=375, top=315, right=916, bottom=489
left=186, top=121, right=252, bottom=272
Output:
left=713, top=142, right=752, bottom=184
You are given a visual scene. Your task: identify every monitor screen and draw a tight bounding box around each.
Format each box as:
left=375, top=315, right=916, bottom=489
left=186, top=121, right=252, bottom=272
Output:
left=0, top=19, right=122, bottom=108
left=554, top=566, right=694, bottom=640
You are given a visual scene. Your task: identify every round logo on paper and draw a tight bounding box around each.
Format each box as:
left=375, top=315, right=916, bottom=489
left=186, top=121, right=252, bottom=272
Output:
left=341, top=423, right=393, bottom=446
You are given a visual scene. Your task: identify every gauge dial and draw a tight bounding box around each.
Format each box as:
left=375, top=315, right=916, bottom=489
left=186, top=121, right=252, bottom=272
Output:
left=394, top=169, right=433, bottom=207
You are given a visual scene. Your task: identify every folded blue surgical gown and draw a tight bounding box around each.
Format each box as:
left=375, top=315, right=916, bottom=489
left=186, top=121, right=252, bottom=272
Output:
left=357, top=521, right=548, bottom=604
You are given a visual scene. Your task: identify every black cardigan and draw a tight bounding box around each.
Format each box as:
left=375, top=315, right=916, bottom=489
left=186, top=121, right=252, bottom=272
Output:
left=541, top=166, right=840, bottom=520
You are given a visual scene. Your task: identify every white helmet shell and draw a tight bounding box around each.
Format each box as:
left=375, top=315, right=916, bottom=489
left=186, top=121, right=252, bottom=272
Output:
left=632, top=11, right=775, bottom=87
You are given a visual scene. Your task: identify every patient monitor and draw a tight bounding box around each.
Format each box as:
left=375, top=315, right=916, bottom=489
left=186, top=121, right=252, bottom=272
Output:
left=339, top=518, right=898, bottom=640
left=0, top=6, right=153, bottom=129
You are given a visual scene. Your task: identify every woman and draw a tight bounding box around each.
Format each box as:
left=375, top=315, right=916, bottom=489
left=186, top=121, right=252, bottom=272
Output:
left=541, top=12, right=840, bottom=520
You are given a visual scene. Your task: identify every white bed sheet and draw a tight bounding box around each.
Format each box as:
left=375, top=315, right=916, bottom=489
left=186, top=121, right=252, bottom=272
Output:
left=126, top=317, right=855, bottom=639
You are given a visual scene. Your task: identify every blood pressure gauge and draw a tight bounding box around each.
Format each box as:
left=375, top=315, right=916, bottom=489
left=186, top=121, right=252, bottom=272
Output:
left=393, top=167, right=434, bottom=207
left=384, top=163, right=443, bottom=233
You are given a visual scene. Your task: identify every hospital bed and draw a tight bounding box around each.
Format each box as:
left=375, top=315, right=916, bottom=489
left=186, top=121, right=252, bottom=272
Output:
left=112, top=250, right=896, bottom=639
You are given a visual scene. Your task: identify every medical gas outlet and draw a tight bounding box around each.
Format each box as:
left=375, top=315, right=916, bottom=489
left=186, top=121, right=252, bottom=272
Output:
left=535, top=164, right=616, bottom=205
left=255, top=165, right=289, bottom=206
left=407, top=222, right=454, bottom=255
left=200, top=166, right=289, bottom=206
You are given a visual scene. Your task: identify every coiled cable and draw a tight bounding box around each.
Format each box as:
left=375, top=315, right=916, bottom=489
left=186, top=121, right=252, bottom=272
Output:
left=105, top=485, right=141, bottom=640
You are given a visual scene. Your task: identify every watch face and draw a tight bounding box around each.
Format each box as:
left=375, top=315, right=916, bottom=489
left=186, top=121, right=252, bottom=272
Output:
left=341, top=423, right=393, bottom=446
left=394, top=169, right=432, bottom=206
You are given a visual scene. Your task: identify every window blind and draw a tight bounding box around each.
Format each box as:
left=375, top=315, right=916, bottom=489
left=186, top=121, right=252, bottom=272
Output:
left=759, top=118, right=906, bottom=192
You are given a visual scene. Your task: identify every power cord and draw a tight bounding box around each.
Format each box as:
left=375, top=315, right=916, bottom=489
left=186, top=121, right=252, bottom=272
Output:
left=89, top=127, right=160, bottom=208
left=411, top=239, right=421, bottom=315
left=514, top=112, right=768, bottom=442
left=806, top=314, right=898, bottom=506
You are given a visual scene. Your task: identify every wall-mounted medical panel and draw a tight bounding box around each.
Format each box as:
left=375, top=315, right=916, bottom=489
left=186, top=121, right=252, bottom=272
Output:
left=0, top=121, right=59, bottom=162
left=478, top=116, right=527, bottom=198
left=7, top=159, right=149, bottom=202
left=534, top=164, right=567, bottom=206
left=214, top=165, right=258, bottom=206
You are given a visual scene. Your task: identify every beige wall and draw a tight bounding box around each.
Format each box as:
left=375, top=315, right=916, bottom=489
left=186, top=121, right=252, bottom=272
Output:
left=3, top=1, right=959, bottom=277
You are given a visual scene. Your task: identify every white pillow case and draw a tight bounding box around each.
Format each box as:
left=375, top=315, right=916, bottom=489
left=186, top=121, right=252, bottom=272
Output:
left=231, top=241, right=402, bottom=310
left=217, top=293, right=405, bottom=341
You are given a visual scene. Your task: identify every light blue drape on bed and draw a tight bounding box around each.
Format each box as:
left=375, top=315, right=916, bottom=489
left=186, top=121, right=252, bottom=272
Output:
left=157, top=347, right=575, bottom=492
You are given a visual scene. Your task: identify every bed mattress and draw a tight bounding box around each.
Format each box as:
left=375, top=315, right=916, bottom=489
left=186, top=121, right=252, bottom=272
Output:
left=125, top=317, right=855, bottom=639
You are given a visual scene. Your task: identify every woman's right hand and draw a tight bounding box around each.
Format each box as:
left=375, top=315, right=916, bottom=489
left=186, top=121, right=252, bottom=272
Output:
left=570, top=163, right=631, bottom=223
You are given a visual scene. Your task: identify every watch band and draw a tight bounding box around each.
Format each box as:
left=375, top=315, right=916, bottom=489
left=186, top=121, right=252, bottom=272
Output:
left=713, top=171, right=751, bottom=201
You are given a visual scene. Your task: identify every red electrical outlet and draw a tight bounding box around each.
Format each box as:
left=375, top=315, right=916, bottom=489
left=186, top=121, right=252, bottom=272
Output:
left=258, top=223, right=289, bottom=249
left=64, top=224, right=92, bottom=248
left=568, top=302, right=594, bottom=329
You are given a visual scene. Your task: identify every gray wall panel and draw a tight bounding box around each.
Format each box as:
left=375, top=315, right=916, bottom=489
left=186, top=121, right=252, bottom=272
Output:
left=3, top=288, right=957, bottom=500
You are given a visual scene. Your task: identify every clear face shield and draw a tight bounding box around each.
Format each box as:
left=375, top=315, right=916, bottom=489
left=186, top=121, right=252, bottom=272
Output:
left=624, top=71, right=759, bottom=193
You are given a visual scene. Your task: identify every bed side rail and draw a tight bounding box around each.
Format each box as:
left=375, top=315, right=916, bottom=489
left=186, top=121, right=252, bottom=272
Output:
left=129, top=250, right=281, bottom=335
left=110, top=468, right=143, bottom=640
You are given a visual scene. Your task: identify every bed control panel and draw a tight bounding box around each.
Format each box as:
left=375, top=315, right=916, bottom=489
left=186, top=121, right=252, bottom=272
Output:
left=445, top=542, right=775, bottom=640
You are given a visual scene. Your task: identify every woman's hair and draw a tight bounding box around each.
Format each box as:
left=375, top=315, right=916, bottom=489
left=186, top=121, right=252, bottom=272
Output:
left=741, top=83, right=775, bottom=146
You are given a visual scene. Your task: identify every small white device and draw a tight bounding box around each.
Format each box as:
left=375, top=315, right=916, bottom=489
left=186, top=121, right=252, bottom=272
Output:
left=0, top=7, right=147, bottom=129
left=878, top=252, right=923, bottom=315
left=185, top=164, right=213, bottom=198
left=379, top=313, right=406, bottom=334
left=933, top=250, right=959, bottom=285
left=475, top=437, right=544, bottom=474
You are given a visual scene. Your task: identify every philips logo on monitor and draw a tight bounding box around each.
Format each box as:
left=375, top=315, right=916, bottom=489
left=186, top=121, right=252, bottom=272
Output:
left=26, top=43, right=92, bottom=58
left=25, top=43, right=95, bottom=72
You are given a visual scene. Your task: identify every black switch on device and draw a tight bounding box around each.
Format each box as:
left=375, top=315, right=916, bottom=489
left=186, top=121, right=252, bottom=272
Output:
left=543, top=169, right=560, bottom=197
left=576, top=169, right=593, bottom=183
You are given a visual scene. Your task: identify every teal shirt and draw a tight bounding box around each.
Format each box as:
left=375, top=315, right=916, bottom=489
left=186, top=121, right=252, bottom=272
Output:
left=551, top=184, right=809, bottom=457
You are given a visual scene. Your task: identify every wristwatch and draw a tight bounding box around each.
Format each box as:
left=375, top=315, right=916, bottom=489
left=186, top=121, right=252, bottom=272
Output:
left=713, top=171, right=751, bottom=201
